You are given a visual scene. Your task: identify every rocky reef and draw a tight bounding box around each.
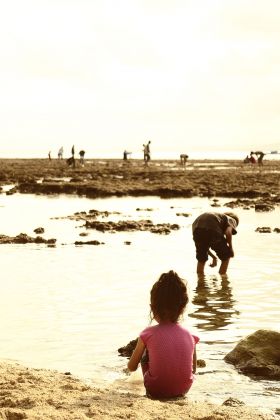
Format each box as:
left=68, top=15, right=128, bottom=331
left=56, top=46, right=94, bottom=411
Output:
left=225, top=329, right=280, bottom=380
left=0, top=233, right=56, bottom=245
left=1, top=159, right=279, bottom=205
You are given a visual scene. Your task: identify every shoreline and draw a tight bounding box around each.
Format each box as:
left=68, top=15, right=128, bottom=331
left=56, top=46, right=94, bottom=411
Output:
left=0, top=360, right=277, bottom=420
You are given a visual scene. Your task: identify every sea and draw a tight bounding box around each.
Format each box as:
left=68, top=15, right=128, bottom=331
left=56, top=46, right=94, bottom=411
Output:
left=0, top=187, right=279, bottom=415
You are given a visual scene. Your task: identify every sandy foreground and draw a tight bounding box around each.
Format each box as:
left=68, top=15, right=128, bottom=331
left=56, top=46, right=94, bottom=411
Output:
left=0, top=361, right=277, bottom=420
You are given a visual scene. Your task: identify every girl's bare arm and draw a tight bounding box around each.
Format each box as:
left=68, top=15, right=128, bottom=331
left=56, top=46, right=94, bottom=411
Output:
left=192, top=347, right=197, bottom=374
left=127, top=337, right=146, bottom=371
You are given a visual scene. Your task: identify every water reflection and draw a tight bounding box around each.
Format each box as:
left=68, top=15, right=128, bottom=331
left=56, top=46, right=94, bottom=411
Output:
left=189, top=275, right=240, bottom=331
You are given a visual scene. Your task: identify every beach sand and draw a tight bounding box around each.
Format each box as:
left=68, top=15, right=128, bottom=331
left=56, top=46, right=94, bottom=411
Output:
left=0, top=360, right=276, bottom=420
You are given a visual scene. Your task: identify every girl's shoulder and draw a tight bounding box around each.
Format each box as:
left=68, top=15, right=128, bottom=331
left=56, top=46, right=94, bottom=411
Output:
left=139, top=324, right=158, bottom=344
left=140, top=324, right=157, bottom=335
left=177, top=324, right=200, bottom=342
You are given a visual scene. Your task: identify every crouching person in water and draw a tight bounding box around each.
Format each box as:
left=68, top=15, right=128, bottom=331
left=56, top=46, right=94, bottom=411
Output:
left=192, top=212, right=239, bottom=275
left=127, top=271, right=199, bottom=399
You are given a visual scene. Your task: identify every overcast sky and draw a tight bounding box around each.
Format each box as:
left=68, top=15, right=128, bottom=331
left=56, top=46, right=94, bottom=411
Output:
left=0, top=0, right=279, bottom=158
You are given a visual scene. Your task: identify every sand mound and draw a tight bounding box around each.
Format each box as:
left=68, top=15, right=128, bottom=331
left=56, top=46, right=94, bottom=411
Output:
left=0, top=361, right=276, bottom=420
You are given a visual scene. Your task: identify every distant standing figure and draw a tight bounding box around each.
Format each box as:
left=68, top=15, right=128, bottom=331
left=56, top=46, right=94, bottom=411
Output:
left=256, top=151, right=265, bottom=166
left=180, top=154, right=189, bottom=166
left=58, top=147, right=63, bottom=159
left=127, top=270, right=199, bottom=399
left=48, top=151, right=51, bottom=161
left=143, top=141, right=151, bottom=164
left=146, top=140, right=151, bottom=161
left=79, top=150, right=85, bottom=165
left=70, top=145, right=75, bottom=168
left=249, top=151, right=256, bottom=164
left=123, top=150, right=132, bottom=160
left=192, top=212, right=239, bottom=275
left=143, top=144, right=147, bottom=161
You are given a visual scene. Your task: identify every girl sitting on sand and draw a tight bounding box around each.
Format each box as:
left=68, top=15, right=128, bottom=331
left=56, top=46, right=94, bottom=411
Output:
left=127, top=270, right=199, bottom=399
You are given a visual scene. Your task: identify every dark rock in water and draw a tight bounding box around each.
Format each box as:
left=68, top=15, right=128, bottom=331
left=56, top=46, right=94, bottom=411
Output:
left=118, top=338, right=138, bottom=358
left=224, top=199, right=253, bottom=209
left=0, top=233, right=56, bottom=245
left=124, top=241, right=131, bottom=245
left=6, top=188, right=16, bottom=195
left=210, top=199, right=220, bottom=207
left=224, top=329, right=280, bottom=379
left=74, top=240, right=104, bottom=245
left=88, top=209, right=120, bottom=217
left=84, top=219, right=180, bottom=235
left=255, top=227, right=272, bottom=233
left=79, top=232, right=89, bottom=237
left=176, top=213, right=191, bottom=217
left=136, top=208, right=154, bottom=211
left=255, top=203, right=274, bottom=212
left=224, top=198, right=277, bottom=211
left=196, top=359, right=206, bottom=368
left=34, top=227, right=45, bottom=234
left=274, top=228, right=280, bottom=233
left=34, top=236, right=56, bottom=244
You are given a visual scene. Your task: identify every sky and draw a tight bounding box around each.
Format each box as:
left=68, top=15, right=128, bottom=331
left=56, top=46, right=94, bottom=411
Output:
left=0, top=0, right=280, bottom=158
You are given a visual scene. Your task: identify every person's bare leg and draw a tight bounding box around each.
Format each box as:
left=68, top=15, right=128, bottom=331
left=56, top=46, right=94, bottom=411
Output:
left=197, top=261, right=206, bottom=274
left=219, top=259, right=230, bottom=275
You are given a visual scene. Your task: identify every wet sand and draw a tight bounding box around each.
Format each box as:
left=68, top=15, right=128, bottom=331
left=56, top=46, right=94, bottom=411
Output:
left=0, top=360, right=276, bottom=420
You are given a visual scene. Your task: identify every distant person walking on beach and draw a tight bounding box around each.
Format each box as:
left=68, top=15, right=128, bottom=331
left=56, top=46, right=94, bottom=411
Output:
left=142, top=144, right=146, bottom=161
left=79, top=150, right=85, bottom=165
left=69, top=145, right=75, bottom=168
left=123, top=150, right=132, bottom=160
left=146, top=140, right=151, bottom=161
left=192, top=212, right=239, bottom=275
left=58, top=147, right=63, bottom=160
left=48, top=151, right=51, bottom=161
left=127, top=270, right=199, bottom=399
left=143, top=141, right=151, bottom=164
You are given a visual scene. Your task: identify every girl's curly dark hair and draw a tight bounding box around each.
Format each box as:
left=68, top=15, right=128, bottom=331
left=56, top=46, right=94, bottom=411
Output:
left=150, top=270, right=189, bottom=323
